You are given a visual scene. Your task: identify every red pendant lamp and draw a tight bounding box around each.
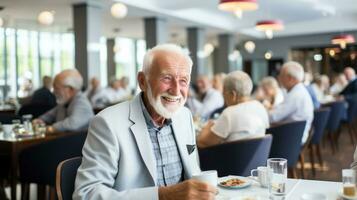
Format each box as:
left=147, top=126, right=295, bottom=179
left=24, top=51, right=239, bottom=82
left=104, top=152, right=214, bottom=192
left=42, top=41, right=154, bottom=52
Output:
left=331, top=34, right=355, bottom=49
left=219, top=0, right=258, bottom=18
left=256, top=20, right=284, bottom=39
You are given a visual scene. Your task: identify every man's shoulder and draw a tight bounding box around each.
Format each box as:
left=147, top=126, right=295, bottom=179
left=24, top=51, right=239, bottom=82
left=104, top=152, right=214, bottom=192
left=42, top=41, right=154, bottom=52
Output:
left=97, top=100, right=131, bottom=118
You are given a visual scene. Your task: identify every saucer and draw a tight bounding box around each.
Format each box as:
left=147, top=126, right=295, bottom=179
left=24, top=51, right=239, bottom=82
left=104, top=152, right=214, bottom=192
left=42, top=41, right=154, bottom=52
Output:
left=339, top=191, right=357, bottom=200
left=218, top=176, right=251, bottom=189
left=300, top=193, right=327, bottom=200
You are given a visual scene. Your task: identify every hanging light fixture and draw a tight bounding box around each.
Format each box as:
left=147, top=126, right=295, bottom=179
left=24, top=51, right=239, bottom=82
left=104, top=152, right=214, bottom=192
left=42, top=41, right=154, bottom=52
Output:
left=256, top=20, right=284, bottom=39
left=244, top=41, right=256, bottom=53
left=38, top=11, right=54, bottom=25
left=219, top=0, right=258, bottom=19
left=331, top=34, right=355, bottom=49
left=111, top=3, right=128, bottom=19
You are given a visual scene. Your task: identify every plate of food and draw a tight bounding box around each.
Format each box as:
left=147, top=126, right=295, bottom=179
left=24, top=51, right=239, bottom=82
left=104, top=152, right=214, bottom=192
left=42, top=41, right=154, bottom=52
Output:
left=218, top=176, right=251, bottom=189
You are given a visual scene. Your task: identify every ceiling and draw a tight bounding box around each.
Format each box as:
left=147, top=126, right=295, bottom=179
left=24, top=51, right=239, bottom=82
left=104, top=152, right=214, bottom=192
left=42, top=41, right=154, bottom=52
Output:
left=0, top=0, right=357, bottom=44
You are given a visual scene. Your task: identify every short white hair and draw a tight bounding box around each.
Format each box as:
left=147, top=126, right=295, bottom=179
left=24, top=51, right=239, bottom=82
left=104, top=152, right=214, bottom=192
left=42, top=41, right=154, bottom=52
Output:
left=224, top=71, right=253, bottom=97
left=282, top=61, right=304, bottom=82
left=61, top=69, right=83, bottom=90
left=260, top=76, right=279, bottom=90
left=142, top=43, right=193, bottom=76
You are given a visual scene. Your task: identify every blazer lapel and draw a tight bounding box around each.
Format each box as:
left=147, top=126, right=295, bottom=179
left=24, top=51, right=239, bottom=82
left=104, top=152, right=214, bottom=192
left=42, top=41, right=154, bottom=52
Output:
left=129, top=95, right=157, bottom=185
left=171, top=114, right=195, bottom=179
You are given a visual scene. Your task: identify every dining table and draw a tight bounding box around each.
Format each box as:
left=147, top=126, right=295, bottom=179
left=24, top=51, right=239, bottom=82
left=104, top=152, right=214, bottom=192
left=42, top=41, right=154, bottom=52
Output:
left=217, top=176, right=343, bottom=200
left=0, top=131, right=76, bottom=200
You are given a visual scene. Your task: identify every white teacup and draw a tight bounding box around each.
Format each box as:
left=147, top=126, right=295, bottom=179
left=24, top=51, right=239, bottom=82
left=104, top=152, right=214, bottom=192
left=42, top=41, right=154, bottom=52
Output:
left=191, top=170, right=218, bottom=186
left=251, top=166, right=268, bottom=188
left=2, top=124, right=13, bottom=136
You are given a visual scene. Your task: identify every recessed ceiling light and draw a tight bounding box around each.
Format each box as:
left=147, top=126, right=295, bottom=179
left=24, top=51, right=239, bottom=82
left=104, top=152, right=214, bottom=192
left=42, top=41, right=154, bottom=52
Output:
left=111, top=3, right=128, bottom=19
left=38, top=11, right=54, bottom=25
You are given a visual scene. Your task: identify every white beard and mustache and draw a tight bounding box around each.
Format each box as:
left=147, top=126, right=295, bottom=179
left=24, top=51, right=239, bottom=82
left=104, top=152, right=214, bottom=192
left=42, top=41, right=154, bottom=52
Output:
left=55, top=94, right=68, bottom=105
left=146, top=83, right=186, bottom=119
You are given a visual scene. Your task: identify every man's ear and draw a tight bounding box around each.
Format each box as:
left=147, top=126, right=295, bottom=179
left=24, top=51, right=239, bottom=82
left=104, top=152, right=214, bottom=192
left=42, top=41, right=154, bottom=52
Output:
left=137, top=72, right=146, bottom=92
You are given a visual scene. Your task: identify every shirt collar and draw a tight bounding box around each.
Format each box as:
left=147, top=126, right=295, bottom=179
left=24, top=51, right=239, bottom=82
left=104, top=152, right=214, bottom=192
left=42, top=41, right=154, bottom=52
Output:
left=139, top=93, right=172, bottom=129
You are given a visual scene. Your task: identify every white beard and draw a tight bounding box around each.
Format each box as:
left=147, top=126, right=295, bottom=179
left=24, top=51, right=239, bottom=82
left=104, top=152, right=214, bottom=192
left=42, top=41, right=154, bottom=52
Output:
left=55, top=94, right=68, bottom=105
left=146, top=83, right=186, bottom=119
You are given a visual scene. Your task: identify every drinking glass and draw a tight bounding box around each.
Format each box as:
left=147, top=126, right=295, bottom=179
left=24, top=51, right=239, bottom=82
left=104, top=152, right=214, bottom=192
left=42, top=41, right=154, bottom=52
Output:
left=342, top=169, right=356, bottom=197
left=267, top=158, right=287, bottom=200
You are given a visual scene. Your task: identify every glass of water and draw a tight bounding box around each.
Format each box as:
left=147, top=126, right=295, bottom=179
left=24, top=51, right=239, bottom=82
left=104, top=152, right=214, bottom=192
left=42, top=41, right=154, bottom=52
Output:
left=267, top=158, right=287, bottom=200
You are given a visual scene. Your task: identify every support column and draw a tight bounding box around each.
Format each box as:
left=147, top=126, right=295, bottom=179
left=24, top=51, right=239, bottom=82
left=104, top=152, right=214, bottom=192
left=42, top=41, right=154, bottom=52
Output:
left=187, top=27, right=205, bottom=83
left=106, top=38, right=116, bottom=82
left=215, top=34, right=235, bottom=73
left=144, top=17, right=167, bottom=49
left=73, top=2, right=102, bottom=88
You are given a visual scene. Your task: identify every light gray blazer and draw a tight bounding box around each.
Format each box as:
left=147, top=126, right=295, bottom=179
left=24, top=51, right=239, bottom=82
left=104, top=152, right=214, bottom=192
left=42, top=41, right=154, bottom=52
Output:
left=73, top=94, right=201, bottom=200
left=39, top=92, right=94, bottom=132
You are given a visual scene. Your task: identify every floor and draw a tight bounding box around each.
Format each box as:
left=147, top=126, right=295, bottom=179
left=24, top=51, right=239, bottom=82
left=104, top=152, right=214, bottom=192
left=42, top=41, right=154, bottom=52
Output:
left=297, top=126, right=356, bottom=182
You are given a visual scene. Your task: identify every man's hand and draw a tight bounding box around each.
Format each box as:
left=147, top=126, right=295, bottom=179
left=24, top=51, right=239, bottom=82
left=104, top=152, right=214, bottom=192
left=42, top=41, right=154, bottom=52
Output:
left=32, top=118, right=45, bottom=125
left=159, top=179, right=217, bottom=200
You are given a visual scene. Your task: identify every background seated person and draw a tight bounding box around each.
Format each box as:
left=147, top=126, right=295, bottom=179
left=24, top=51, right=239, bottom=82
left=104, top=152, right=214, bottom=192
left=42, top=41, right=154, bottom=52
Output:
left=256, top=76, right=284, bottom=110
left=197, top=71, right=269, bottom=148
left=269, top=61, right=314, bottom=144
left=34, top=69, right=94, bottom=133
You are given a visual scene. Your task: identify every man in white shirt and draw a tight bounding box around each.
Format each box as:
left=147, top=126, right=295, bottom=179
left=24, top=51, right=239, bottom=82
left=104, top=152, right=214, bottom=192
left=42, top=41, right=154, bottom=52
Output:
left=186, top=75, right=224, bottom=119
left=91, top=77, right=126, bottom=108
left=269, top=61, right=314, bottom=144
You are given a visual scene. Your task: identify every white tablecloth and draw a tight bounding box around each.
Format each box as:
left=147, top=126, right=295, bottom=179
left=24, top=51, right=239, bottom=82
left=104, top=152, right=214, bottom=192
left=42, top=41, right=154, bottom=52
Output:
left=218, top=178, right=342, bottom=200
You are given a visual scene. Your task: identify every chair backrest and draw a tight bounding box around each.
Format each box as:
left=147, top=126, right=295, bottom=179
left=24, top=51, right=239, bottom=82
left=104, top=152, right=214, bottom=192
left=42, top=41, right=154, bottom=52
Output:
left=311, top=108, right=331, bottom=144
left=0, top=113, right=20, bottom=124
left=345, top=98, right=357, bottom=123
left=267, top=120, right=306, bottom=168
left=56, top=157, right=82, bottom=200
left=18, top=103, right=55, bottom=118
left=323, top=101, right=346, bottom=132
left=199, top=135, right=273, bottom=177
left=19, top=132, right=87, bottom=186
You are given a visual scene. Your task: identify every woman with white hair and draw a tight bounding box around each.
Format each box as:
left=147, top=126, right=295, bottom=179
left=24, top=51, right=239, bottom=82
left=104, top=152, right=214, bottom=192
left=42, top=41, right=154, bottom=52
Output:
left=258, top=76, right=284, bottom=109
left=197, top=71, right=269, bottom=148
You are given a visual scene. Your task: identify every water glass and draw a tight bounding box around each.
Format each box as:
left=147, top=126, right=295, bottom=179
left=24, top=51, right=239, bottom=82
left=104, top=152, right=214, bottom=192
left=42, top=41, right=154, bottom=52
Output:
left=267, top=158, right=287, bottom=200
left=342, top=169, right=356, bottom=197
left=22, top=114, right=33, bottom=134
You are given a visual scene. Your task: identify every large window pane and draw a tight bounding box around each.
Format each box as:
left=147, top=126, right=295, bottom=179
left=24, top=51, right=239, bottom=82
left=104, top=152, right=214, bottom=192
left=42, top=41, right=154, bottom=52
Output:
left=114, top=38, right=135, bottom=88
left=0, top=28, right=5, bottom=100
left=39, top=32, right=54, bottom=77
left=6, top=29, right=16, bottom=98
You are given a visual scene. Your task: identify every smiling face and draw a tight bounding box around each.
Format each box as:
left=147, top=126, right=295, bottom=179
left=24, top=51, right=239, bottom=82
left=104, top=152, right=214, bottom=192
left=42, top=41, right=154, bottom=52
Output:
left=138, top=50, right=191, bottom=119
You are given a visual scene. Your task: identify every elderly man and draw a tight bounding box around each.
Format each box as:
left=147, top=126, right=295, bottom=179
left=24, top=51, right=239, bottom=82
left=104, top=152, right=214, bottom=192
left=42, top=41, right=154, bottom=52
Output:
left=35, top=69, right=94, bottom=133
left=186, top=75, right=224, bottom=119
left=197, top=71, right=269, bottom=148
left=73, top=44, right=217, bottom=200
left=269, top=61, right=314, bottom=144
left=340, top=67, right=357, bottom=99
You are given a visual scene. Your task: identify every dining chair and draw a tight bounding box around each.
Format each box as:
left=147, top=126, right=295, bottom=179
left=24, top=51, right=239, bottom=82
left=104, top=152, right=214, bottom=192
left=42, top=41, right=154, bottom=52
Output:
left=0, top=113, right=20, bottom=124
left=18, top=103, right=55, bottom=118
left=267, top=120, right=306, bottom=178
left=340, top=97, right=357, bottom=144
left=56, top=157, right=82, bottom=200
left=199, top=135, right=273, bottom=177
left=308, top=108, right=331, bottom=176
left=18, top=131, right=87, bottom=200
left=322, top=101, right=346, bottom=153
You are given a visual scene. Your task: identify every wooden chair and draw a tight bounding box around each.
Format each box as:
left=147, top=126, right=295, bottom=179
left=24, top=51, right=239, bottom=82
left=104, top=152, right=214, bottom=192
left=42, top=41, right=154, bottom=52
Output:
left=56, top=157, right=82, bottom=200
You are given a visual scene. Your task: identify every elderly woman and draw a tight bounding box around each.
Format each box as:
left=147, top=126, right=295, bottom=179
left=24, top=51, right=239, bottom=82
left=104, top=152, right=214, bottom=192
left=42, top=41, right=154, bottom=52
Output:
left=258, top=76, right=284, bottom=109
left=197, top=71, right=269, bottom=148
